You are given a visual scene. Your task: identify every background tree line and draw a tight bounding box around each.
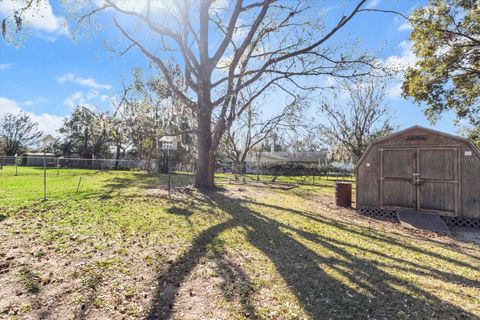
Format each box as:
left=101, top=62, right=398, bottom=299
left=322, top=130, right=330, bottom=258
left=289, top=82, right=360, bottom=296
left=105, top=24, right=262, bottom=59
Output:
left=1, top=0, right=478, bottom=180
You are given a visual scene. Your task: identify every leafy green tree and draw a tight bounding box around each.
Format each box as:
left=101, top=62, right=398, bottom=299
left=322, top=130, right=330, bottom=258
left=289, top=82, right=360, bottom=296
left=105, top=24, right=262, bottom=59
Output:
left=461, top=126, right=480, bottom=148
left=403, top=0, right=479, bottom=129
left=115, top=68, right=197, bottom=172
left=0, top=112, right=43, bottom=156
left=56, top=106, right=111, bottom=159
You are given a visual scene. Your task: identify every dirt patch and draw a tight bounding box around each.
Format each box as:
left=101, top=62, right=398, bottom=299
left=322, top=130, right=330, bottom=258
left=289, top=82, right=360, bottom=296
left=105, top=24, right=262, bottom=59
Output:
left=0, top=221, right=168, bottom=319
left=451, top=228, right=480, bottom=245
left=219, top=180, right=299, bottom=190
left=145, top=187, right=194, bottom=197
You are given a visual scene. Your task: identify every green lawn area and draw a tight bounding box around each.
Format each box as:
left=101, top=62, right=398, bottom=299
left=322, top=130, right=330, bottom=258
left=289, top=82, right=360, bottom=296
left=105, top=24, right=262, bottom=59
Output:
left=0, top=166, right=479, bottom=319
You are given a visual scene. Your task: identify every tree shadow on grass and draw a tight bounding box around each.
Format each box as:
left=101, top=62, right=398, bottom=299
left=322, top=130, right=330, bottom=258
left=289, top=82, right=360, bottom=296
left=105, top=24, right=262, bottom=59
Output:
left=211, top=240, right=259, bottom=318
left=237, top=197, right=480, bottom=272
left=146, top=191, right=478, bottom=319
left=166, top=207, right=194, bottom=217
left=103, top=173, right=194, bottom=191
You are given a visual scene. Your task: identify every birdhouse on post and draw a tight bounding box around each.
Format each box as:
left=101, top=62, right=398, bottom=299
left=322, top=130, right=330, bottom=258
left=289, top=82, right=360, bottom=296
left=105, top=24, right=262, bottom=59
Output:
left=159, top=136, right=179, bottom=198
left=160, top=136, right=179, bottom=150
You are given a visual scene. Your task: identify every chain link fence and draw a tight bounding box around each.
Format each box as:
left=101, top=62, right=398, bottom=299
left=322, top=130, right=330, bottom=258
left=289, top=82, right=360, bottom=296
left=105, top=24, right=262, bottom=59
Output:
left=0, top=155, right=150, bottom=171
left=0, top=155, right=354, bottom=203
left=215, top=160, right=354, bottom=182
left=0, top=155, right=178, bottom=204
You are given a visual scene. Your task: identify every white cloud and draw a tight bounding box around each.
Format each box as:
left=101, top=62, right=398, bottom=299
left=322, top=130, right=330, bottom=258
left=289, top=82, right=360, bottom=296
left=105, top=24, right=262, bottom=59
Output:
left=366, top=0, right=382, bottom=9
left=386, top=83, right=403, bottom=100
left=64, top=91, right=82, bottom=109
left=0, top=63, right=12, bottom=70
left=63, top=90, right=100, bottom=110
left=209, top=0, right=229, bottom=14
left=384, top=40, right=417, bottom=73
left=57, top=73, right=112, bottom=90
left=217, top=56, right=232, bottom=70
left=64, top=91, right=86, bottom=109
left=0, top=97, right=64, bottom=135
left=398, top=21, right=413, bottom=32
left=381, top=41, right=419, bottom=101
left=0, top=97, right=22, bottom=114
left=95, top=0, right=174, bottom=15
left=35, top=33, right=59, bottom=42
left=323, top=75, right=337, bottom=88
left=320, top=5, right=338, bottom=17
left=0, top=0, right=69, bottom=41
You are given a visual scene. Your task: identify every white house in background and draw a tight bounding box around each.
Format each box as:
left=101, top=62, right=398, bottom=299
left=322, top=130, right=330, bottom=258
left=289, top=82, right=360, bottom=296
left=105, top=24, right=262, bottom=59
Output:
left=244, top=150, right=329, bottom=173
left=331, top=161, right=355, bottom=171
left=36, top=134, right=56, bottom=151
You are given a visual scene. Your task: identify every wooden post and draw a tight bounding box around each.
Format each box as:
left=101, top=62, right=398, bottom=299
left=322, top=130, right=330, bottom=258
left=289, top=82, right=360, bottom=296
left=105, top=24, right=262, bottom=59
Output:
left=76, top=177, right=82, bottom=194
left=43, top=152, right=47, bottom=201
left=167, top=149, right=171, bottom=198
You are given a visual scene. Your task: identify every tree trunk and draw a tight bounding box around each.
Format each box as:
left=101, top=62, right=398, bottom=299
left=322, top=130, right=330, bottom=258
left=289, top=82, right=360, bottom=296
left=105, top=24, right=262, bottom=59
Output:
left=194, top=108, right=215, bottom=189
left=115, top=143, right=121, bottom=170
left=232, top=161, right=242, bottom=175
left=193, top=0, right=216, bottom=190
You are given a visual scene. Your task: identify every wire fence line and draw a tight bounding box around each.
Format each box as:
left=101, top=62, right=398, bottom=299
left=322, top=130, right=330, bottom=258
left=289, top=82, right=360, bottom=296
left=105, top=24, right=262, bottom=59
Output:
left=0, top=155, right=153, bottom=203
left=0, top=162, right=180, bottom=205
left=0, top=155, right=150, bottom=171
left=0, top=155, right=354, bottom=176
left=0, top=154, right=354, bottom=203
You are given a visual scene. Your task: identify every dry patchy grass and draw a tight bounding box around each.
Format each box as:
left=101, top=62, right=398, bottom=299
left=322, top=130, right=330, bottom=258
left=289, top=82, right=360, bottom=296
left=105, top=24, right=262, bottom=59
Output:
left=0, top=167, right=478, bottom=319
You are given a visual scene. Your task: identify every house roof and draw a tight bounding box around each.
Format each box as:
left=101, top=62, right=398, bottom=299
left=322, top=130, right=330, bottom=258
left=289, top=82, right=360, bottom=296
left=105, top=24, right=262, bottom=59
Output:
left=39, top=134, right=56, bottom=141
left=246, top=150, right=328, bottom=163
left=22, top=153, right=55, bottom=156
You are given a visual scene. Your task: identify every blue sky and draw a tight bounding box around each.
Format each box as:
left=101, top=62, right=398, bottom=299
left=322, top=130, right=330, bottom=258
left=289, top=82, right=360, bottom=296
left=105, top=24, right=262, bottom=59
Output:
left=0, top=0, right=460, bottom=136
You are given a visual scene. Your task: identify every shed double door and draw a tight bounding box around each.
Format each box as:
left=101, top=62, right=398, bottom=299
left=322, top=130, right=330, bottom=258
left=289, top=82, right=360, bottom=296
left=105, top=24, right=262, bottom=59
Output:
left=379, top=147, right=459, bottom=215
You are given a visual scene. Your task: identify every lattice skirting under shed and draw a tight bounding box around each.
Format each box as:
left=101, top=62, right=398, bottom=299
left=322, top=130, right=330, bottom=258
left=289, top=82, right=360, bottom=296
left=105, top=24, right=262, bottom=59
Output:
left=357, top=207, right=398, bottom=220
left=358, top=207, right=480, bottom=229
left=440, top=216, right=480, bottom=229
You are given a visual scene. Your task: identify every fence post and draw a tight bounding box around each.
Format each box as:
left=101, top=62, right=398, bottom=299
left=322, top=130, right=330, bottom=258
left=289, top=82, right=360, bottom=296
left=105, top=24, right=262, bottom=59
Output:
left=43, top=151, right=47, bottom=201
left=76, top=177, right=82, bottom=194
left=15, top=153, right=18, bottom=176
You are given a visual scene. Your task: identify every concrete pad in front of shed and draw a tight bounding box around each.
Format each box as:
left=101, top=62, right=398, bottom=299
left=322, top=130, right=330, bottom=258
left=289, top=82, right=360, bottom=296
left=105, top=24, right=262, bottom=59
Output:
left=397, top=210, right=451, bottom=235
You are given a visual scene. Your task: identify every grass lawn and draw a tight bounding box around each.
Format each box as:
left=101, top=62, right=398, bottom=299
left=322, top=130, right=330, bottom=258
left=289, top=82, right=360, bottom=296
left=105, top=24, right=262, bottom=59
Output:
left=0, top=166, right=479, bottom=319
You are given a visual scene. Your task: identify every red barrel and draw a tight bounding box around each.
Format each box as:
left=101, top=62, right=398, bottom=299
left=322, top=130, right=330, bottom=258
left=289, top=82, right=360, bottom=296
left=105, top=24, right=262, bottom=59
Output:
left=335, top=182, right=352, bottom=207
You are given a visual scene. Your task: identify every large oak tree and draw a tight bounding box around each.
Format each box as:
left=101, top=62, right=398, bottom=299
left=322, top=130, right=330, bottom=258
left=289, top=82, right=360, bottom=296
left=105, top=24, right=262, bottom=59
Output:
left=76, top=0, right=375, bottom=188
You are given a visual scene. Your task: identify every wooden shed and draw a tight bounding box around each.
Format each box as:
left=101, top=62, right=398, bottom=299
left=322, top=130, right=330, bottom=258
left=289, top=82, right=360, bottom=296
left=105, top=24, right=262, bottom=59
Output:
left=355, top=126, right=480, bottom=225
